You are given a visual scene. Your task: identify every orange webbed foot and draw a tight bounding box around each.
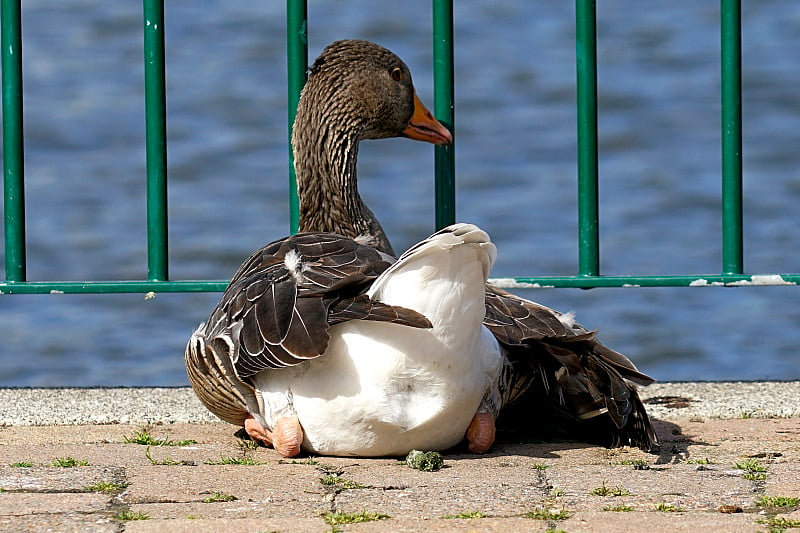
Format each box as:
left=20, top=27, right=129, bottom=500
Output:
left=272, top=416, right=304, bottom=458
left=466, top=412, right=496, bottom=454
left=244, top=415, right=274, bottom=447
left=244, top=415, right=304, bottom=457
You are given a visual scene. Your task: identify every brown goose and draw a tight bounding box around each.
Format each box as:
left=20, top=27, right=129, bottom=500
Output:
left=185, top=39, right=658, bottom=457
left=186, top=40, right=504, bottom=457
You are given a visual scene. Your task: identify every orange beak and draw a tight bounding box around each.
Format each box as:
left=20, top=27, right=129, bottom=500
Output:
left=402, top=92, right=453, bottom=146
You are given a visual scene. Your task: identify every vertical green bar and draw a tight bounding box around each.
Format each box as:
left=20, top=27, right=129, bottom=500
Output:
left=143, top=0, right=168, bottom=281
left=432, top=0, right=455, bottom=229
left=286, top=0, right=307, bottom=234
left=1, top=0, right=26, bottom=282
left=575, top=0, right=600, bottom=277
left=720, top=0, right=743, bottom=274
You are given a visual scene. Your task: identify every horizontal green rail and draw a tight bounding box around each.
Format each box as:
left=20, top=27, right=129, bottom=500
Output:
left=1, top=273, right=798, bottom=295
left=2, top=0, right=798, bottom=294
left=492, top=274, right=800, bottom=289
left=0, top=280, right=228, bottom=295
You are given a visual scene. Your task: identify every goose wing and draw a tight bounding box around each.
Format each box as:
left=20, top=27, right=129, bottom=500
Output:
left=185, top=232, right=432, bottom=426
left=485, top=284, right=658, bottom=451
left=204, top=232, right=431, bottom=377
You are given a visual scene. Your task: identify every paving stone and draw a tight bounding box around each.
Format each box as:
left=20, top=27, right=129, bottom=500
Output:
left=0, top=385, right=798, bottom=532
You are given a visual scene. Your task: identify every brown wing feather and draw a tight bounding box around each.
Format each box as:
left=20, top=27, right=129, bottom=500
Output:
left=195, top=232, right=431, bottom=380
left=485, top=284, right=658, bottom=451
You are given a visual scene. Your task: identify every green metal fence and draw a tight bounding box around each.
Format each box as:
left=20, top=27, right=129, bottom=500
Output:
left=1, top=0, right=798, bottom=295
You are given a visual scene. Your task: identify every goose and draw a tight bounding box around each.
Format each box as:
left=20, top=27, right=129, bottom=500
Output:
left=187, top=223, right=501, bottom=457
left=186, top=39, right=658, bottom=457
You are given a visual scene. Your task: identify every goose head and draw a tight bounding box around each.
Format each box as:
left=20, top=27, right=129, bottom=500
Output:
left=296, top=39, right=452, bottom=145
left=292, top=39, right=451, bottom=255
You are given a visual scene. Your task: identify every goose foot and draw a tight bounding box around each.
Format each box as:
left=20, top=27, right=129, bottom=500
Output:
left=466, top=412, right=496, bottom=454
left=244, top=415, right=273, bottom=446
left=244, top=415, right=304, bottom=458
left=273, top=416, right=304, bottom=458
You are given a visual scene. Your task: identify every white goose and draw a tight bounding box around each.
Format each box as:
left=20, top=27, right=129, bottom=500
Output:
left=186, top=40, right=658, bottom=457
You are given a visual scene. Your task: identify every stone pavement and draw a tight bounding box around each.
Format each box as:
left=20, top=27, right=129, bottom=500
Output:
left=0, top=383, right=798, bottom=532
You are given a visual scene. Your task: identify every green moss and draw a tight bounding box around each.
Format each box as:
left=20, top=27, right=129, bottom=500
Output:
left=202, top=491, right=237, bottom=503
left=319, top=475, right=365, bottom=489
left=321, top=511, right=389, bottom=525
left=684, top=457, right=714, bottom=465
left=84, top=481, right=128, bottom=493
left=50, top=457, right=88, bottom=467
left=443, top=511, right=486, bottom=519
left=405, top=450, right=444, bottom=472
left=115, top=510, right=150, bottom=521
left=204, top=456, right=265, bottom=465
left=524, top=507, right=571, bottom=520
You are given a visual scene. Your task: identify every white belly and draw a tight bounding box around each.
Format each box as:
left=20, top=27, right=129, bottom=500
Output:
left=252, top=321, right=502, bottom=456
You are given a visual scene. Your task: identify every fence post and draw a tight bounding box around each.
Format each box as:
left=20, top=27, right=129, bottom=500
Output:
left=286, top=0, right=308, bottom=234
left=143, top=0, right=169, bottom=281
left=720, top=0, right=743, bottom=275
left=432, top=0, right=456, bottom=229
left=1, top=0, right=26, bottom=282
left=575, top=0, right=600, bottom=277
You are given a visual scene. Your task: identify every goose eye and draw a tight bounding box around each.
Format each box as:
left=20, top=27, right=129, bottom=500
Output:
left=389, top=67, right=403, bottom=82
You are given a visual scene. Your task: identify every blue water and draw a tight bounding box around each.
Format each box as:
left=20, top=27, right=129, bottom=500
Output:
left=2, top=1, right=800, bottom=385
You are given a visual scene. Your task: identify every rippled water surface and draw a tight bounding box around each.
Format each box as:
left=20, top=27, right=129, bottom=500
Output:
left=1, top=1, right=799, bottom=385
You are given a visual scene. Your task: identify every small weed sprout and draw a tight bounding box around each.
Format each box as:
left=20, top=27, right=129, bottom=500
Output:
left=124, top=427, right=195, bottom=447
left=204, top=456, right=265, bottom=465
left=145, top=446, right=183, bottom=466
left=321, top=511, right=390, bottom=525
left=759, top=516, right=800, bottom=529
left=443, top=511, right=486, bottom=519
left=592, top=481, right=630, bottom=497
left=202, top=491, right=238, bottom=503
left=319, top=475, right=365, bottom=489
left=734, top=458, right=767, bottom=472
left=756, top=495, right=800, bottom=508
left=115, top=510, right=150, bottom=521
left=279, top=457, right=320, bottom=465
left=51, top=457, right=89, bottom=467
left=604, top=503, right=634, bottom=512
left=685, top=457, right=714, bottom=464
left=84, top=481, right=128, bottom=493
left=655, top=502, right=684, bottom=512
left=734, top=458, right=767, bottom=481
left=524, top=507, right=571, bottom=520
